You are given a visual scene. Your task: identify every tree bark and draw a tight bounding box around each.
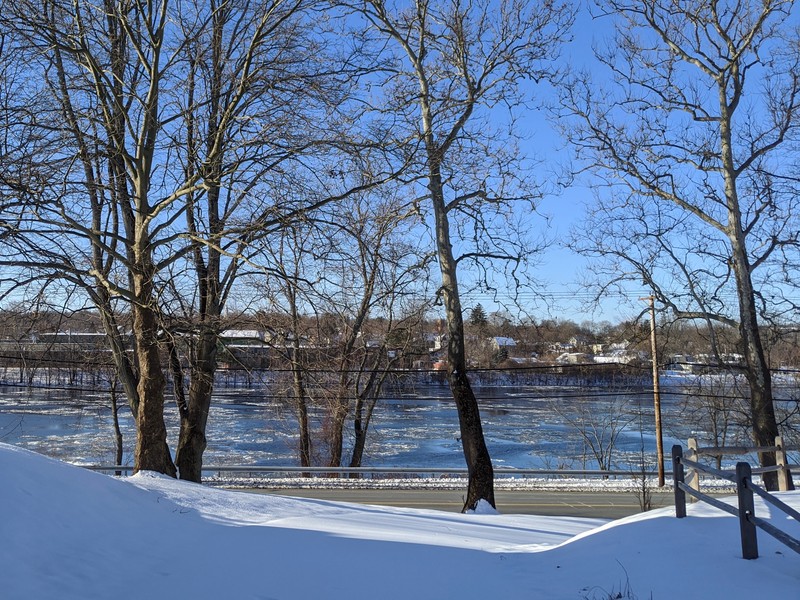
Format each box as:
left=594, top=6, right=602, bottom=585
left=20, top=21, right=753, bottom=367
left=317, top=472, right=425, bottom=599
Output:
left=349, top=369, right=383, bottom=470
left=131, top=292, right=176, bottom=476
left=175, top=328, right=216, bottom=482
left=326, top=386, right=348, bottom=470
left=291, top=346, right=312, bottom=470
left=719, top=75, right=780, bottom=490
left=730, top=244, right=779, bottom=489
left=429, top=158, right=495, bottom=511
left=110, top=380, right=124, bottom=476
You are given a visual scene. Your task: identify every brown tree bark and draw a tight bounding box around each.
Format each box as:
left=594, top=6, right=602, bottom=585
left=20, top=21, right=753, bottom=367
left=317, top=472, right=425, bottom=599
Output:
left=430, top=161, right=495, bottom=510
left=175, top=328, right=216, bottom=482
left=131, top=285, right=175, bottom=476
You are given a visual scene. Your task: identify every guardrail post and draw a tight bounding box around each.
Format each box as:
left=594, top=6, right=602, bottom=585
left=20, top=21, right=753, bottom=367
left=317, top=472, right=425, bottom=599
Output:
left=736, top=462, right=758, bottom=559
left=672, top=445, right=686, bottom=518
left=775, top=436, right=790, bottom=492
left=687, top=437, right=700, bottom=498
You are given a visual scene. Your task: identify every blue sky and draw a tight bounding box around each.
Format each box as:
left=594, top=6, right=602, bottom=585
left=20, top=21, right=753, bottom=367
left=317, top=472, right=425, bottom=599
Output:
left=455, top=6, right=652, bottom=325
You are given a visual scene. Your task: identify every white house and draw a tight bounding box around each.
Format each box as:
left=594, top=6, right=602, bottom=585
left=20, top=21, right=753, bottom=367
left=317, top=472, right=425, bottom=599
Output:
left=491, top=337, right=517, bottom=351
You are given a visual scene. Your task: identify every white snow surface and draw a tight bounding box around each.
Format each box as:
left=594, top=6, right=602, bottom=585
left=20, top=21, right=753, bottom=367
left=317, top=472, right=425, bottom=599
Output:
left=2, top=442, right=799, bottom=599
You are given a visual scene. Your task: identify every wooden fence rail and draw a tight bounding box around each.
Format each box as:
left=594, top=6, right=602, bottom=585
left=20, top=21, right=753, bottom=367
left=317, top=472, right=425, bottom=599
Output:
left=684, top=436, right=797, bottom=492
left=672, top=444, right=800, bottom=560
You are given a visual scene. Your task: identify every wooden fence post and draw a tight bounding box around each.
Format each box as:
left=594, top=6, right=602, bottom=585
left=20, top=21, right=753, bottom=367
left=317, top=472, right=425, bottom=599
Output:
left=687, top=437, right=700, bottom=498
left=775, top=436, right=790, bottom=492
left=672, top=445, right=686, bottom=519
left=735, top=462, right=758, bottom=559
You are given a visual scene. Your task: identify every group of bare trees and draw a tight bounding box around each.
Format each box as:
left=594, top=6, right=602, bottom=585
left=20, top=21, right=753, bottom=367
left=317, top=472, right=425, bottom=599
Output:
left=0, top=0, right=402, bottom=479
left=0, top=0, right=797, bottom=506
left=0, top=0, right=574, bottom=510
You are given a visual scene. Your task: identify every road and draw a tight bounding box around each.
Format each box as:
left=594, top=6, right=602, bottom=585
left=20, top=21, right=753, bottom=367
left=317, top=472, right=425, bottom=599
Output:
left=239, top=488, right=680, bottom=519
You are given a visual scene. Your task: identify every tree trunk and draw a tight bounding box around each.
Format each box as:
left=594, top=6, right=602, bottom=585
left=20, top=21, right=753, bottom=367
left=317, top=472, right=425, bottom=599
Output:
left=327, top=391, right=348, bottom=470
left=97, top=291, right=139, bottom=415
left=175, top=328, right=216, bottom=482
left=349, top=391, right=373, bottom=472
left=429, top=159, right=495, bottom=511
left=176, top=406, right=209, bottom=483
left=720, top=88, right=780, bottom=490
left=349, top=367, right=386, bottom=471
left=349, top=408, right=366, bottom=472
left=450, top=369, right=495, bottom=510
left=291, top=346, right=312, bottom=470
left=110, top=381, right=124, bottom=476
left=131, top=297, right=176, bottom=476
left=731, top=246, right=779, bottom=489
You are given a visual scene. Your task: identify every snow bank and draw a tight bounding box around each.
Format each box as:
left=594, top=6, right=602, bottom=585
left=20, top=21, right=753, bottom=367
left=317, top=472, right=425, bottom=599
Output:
left=2, top=442, right=798, bottom=599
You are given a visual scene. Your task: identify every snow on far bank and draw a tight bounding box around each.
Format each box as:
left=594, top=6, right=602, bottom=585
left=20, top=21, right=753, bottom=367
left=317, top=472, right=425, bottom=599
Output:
left=2, top=442, right=798, bottom=600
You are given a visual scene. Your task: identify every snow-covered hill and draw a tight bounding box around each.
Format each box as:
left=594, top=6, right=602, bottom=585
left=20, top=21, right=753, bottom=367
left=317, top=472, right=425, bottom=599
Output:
left=2, top=442, right=798, bottom=599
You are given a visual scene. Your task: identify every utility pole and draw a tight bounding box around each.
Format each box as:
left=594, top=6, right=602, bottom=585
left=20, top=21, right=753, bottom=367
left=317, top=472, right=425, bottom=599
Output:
left=641, top=295, right=665, bottom=487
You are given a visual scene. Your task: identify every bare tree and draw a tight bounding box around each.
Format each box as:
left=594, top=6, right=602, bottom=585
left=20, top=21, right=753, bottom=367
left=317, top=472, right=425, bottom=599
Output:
left=254, top=188, right=433, bottom=471
left=561, top=0, right=800, bottom=488
left=554, top=397, right=636, bottom=472
left=0, top=0, right=396, bottom=479
left=254, top=221, right=322, bottom=470
left=161, top=0, right=366, bottom=482
left=324, top=194, right=433, bottom=469
left=340, top=0, right=574, bottom=511
left=315, top=194, right=431, bottom=469
left=0, top=0, right=190, bottom=474
left=348, top=307, right=431, bottom=470
left=676, top=376, right=751, bottom=470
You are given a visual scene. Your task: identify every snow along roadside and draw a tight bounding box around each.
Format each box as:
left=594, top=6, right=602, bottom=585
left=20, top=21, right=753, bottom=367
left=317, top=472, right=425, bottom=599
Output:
left=203, top=474, right=736, bottom=493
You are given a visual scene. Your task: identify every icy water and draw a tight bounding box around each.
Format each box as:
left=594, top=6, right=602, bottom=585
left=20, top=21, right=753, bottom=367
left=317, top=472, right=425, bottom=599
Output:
left=0, top=376, right=714, bottom=471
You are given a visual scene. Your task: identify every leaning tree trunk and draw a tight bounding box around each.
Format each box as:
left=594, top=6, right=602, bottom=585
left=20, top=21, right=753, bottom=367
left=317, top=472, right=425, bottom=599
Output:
left=349, top=385, right=378, bottom=470
left=350, top=361, right=391, bottom=472
left=731, top=244, right=779, bottom=490
left=97, top=289, right=140, bottom=415
left=444, top=303, right=495, bottom=511
left=721, top=100, right=780, bottom=490
left=429, top=160, right=495, bottom=512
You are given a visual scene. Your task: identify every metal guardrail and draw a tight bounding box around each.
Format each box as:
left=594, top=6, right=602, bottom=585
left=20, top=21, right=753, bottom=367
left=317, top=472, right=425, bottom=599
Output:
left=83, top=465, right=669, bottom=479
left=672, top=444, right=800, bottom=560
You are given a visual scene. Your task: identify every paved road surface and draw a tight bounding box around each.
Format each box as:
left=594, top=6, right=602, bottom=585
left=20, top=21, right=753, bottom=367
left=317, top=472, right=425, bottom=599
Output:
left=240, top=488, right=682, bottom=519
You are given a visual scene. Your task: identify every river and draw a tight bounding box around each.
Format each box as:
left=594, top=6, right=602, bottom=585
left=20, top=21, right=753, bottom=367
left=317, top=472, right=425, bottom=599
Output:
left=2, top=370, right=745, bottom=472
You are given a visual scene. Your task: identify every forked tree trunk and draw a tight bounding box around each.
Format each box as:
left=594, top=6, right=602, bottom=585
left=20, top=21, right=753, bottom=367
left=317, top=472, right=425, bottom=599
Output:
left=349, top=383, right=377, bottom=471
